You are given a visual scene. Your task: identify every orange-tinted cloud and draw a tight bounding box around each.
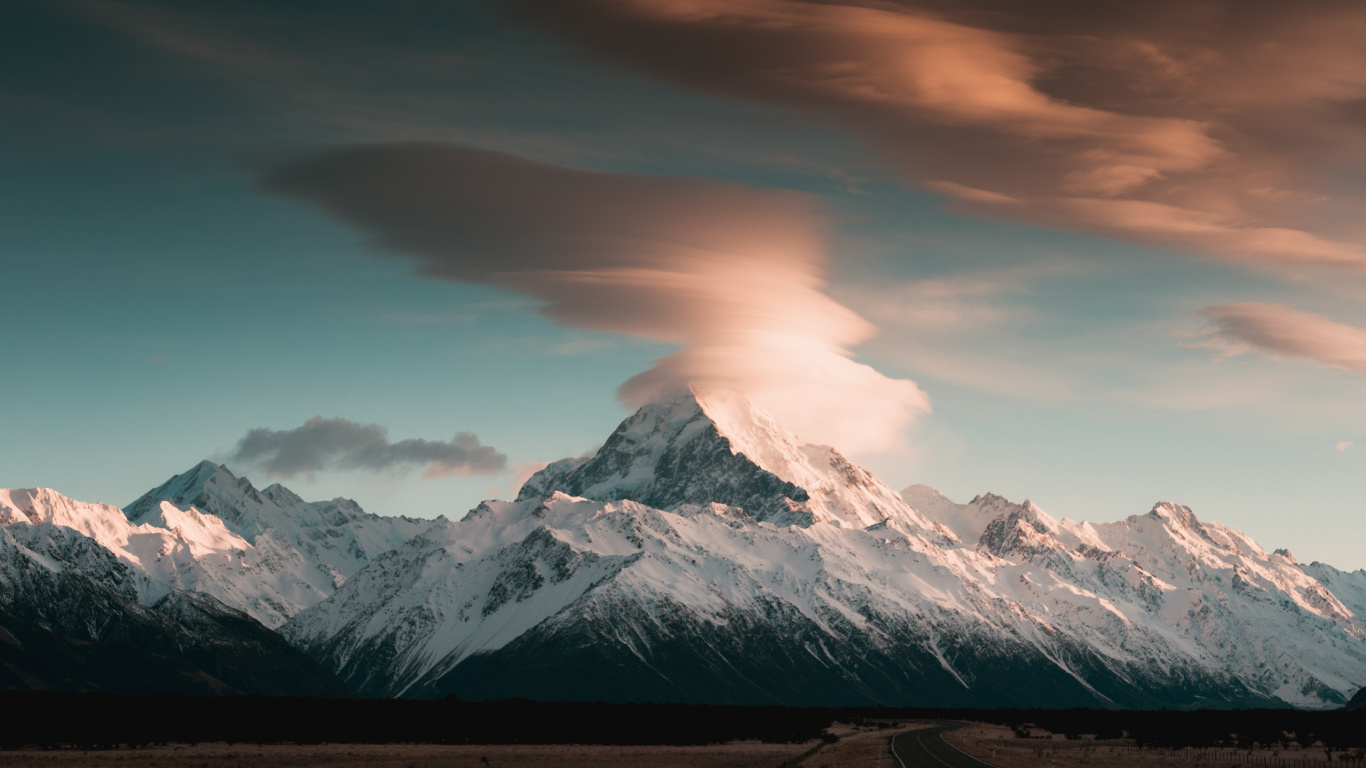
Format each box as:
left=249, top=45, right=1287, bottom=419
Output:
left=1198, top=303, right=1366, bottom=373
left=499, top=0, right=1366, bottom=268
left=265, top=143, right=930, bottom=451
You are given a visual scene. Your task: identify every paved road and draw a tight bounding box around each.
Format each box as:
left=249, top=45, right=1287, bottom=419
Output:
left=890, top=722, right=1000, bottom=768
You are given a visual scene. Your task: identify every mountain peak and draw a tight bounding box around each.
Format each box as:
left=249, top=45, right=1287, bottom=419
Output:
left=519, top=387, right=930, bottom=530
left=261, top=483, right=306, bottom=508
left=517, top=388, right=813, bottom=525
left=1148, top=501, right=1202, bottom=529
left=124, top=460, right=267, bottom=534
left=191, top=458, right=223, bottom=475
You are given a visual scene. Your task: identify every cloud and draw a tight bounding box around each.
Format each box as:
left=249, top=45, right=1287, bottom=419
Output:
left=1197, top=303, right=1366, bottom=373
left=228, top=416, right=507, bottom=479
left=1336, top=441, right=1354, bottom=452
left=498, top=0, right=1366, bottom=269
left=264, top=143, right=930, bottom=452
left=506, top=460, right=552, bottom=499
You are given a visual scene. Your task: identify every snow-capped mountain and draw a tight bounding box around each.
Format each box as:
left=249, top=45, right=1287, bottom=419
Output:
left=2, top=463, right=431, bottom=630
left=283, top=389, right=1366, bottom=707
left=0, top=465, right=429, bottom=694
left=1299, top=561, right=1366, bottom=628
left=0, top=515, right=349, bottom=695
left=122, top=461, right=431, bottom=626
left=906, top=487, right=1366, bottom=708
left=7, top=389, right=1366, bottom=705
left=2, top=486, right=252, bottom=607
left=519, top=389, right=943, bottom=533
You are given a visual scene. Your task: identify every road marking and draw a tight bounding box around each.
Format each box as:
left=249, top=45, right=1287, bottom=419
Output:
left=917, top=728, right=954, bottom=767
left=891, top=722, right=1002, bottom=768
left=933, top=723, right=1002, bottom=768
left=890, top=730, right=910, bottom=768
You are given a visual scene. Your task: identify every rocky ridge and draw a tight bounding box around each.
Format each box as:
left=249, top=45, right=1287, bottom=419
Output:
left=282, top=389, right=1366, bottom=707
left=4, top=388, right=1365, bottom=705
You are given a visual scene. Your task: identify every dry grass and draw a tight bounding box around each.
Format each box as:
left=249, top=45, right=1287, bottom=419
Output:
left=804, top=723, right=929, bottom=768
left=954, top=722, right=1347, bottom=768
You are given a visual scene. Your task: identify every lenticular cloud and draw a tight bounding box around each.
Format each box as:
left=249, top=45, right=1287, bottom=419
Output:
left=264, top=143, right=929, bottom=452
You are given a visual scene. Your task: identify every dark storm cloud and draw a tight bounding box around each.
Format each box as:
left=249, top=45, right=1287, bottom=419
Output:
left=494, top=0, right=1366, bottom=269
left=229, top=416, right=507, bottom=479
left=262, top=143, right=930, bottom=451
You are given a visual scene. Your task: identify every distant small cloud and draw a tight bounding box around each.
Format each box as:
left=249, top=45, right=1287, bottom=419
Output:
left=1336, top=441, right=1354, bottom=452
left=228, top=416, right=507, bottom=479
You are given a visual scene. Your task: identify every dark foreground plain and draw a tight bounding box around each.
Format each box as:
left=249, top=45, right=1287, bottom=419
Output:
left=952, top=722, right=1366, bottom=768
left=0, top=743, right=814, bottom=768
left=6, top=719, right=1366, bottom=768
left=0, top=723, right=916, bottom=768
left=4, top=694, right=1365, bottom=764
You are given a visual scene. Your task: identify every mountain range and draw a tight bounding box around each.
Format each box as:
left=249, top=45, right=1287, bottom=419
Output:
left=3, top=389, right=1365, bottom=707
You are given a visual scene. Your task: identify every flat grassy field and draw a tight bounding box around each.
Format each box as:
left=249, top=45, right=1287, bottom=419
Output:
left=803, top=722, right=925, bottom=768
left=954, top=722, right=1348, bottom=768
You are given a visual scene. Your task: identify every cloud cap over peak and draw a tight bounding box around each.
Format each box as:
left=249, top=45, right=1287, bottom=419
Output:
left=264, top=143, right=929, bottom=452
left=228, top=416, right=507, bottom=479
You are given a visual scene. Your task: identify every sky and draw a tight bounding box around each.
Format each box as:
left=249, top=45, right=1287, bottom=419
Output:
left=5, top=0, right=1366, bottom=569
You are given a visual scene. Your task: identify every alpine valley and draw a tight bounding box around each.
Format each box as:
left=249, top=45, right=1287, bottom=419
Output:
left=4, top=389, right=1365, bottom=708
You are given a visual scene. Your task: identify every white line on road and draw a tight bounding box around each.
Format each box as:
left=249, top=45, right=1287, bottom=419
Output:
left=916, top=728, right=955, bottom=767
left=890, top=730, right=909, bottom=768
left=934, top=724, right=1002, bottom=768
left=891, top=723, right=1002, bottom=768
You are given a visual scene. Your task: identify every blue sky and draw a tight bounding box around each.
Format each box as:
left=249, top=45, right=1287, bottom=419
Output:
left=5, top=0, right=1366, bottom=568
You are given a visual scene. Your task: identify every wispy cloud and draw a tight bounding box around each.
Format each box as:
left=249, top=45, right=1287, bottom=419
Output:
left=1196, top=303, right=1366, bottom=373
left=71, top=0, right=1366, bottom=271
left=502, top=0, right=1366, bottom=270
left=1336, top=441, right=1354, bottom=452
left=264, top=143, right=930, bottom=452
left=228, top=416, right=507, bottom=479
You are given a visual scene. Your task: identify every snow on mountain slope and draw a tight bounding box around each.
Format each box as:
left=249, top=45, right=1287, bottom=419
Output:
left=901, top=485, right=1028, bottom=545
left=284, top=491, right=1129, bottom=703
left=8, top=392, right=1364, bottom=705
left=2, top=463, right=431, bottom=629
left=0, top=487, right=248, bottom=604
left=285, top=391, right=1366, bottom=707
left=1301, top=561, right=1366, bottom=627
left=0, top=519, right=351, bottom=695
left=902, top=489, right=1366, bottom=708
left=127, top=461, right=430, bottom=576
left=519, top=389, right=944, bottom=533
left=121, top=462, right=432, bottom=626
